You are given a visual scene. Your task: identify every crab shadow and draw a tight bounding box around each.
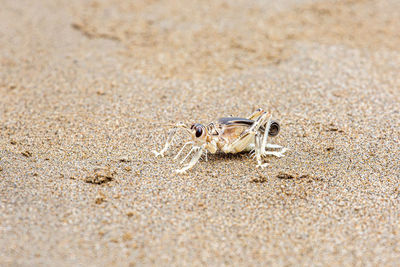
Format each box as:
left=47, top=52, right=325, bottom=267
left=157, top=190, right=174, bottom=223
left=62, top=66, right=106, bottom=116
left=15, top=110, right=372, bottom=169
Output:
left=203, top=152, right=251, bottom=163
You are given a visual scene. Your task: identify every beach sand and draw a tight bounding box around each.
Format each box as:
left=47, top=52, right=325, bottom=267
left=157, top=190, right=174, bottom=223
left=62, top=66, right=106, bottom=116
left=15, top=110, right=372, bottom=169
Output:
left=1, top=0, right=399, bottom=265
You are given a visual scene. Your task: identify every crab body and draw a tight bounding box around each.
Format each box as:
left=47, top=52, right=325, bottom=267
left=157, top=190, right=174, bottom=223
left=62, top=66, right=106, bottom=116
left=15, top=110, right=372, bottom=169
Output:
left=153, top=108, right=287, bottom=173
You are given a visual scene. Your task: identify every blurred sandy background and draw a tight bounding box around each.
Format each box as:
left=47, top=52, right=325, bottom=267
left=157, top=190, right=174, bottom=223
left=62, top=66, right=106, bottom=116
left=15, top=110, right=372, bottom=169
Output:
left=1, top=0, right=399, bottom=265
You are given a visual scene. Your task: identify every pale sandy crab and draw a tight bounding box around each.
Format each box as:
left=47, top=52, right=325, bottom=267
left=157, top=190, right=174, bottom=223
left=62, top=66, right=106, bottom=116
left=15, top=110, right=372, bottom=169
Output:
left=153, top=108, right=287, bottom=173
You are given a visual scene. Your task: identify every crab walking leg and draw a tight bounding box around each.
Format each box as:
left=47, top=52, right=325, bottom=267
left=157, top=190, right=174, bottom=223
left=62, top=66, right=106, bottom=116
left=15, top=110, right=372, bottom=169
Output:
left=152, top=122, right=191, bottom=157
left=223, top=112, right=269, bottom=154
left=180, top=146, right=197, bottom=164
left=248, top=111, right=269, bottom=132
left=245, top=143, right=282, bottom=154
left=261, top=147, right=288, bottom=157
left=247, top=108, right=265, bottom=120
left=152, top=128, right=177, bottom=157
left=266, top=144, right=283, bottom=149
left=260, top=113, right=272, bottom=155
left=255, top=133, right=262, bottom=165
left=259, top=115, right=287, bottom=157
left=176, top=146, right=204, bottom=173
left=255, top=133, right=269, bottom=168
left=173, top=141, right=194, bottom=160
left=249, top=144, right=283, bottom=153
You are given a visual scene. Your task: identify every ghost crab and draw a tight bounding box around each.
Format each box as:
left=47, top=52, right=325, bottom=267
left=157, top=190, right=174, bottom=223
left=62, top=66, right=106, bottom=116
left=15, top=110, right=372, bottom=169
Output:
left=153, top=108, right=287, bottom=173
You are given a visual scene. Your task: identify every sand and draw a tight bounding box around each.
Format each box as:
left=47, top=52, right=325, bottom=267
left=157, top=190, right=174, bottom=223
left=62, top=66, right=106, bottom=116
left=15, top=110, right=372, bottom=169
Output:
left=1, top=0, right=399, bottom=265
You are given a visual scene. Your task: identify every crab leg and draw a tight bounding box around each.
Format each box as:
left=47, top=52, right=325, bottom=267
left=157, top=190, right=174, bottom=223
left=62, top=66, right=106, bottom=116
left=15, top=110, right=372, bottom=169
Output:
left=152, top=122, right=190, bottom=157
left=260, top=148, right=288, bottom=157
left=249, top=112, right=271, bottom=167
left=255, top=133, right=268, bottom=168
left=266, top=144, right=283, bottom=149
left=258, top=114, right=288, bottom=157
left=152, top=128, right=177, bottom=157
left=247, top=108, right=265, bottom=120
left=173, top=141, right=194, bottom=160
left=222, top=111, right=269, bottom=154
left=260, top=113, right=272, bottom=155
left=176, top=146, right=204, bottom=173
left=180, top=146, right=196, bottom=164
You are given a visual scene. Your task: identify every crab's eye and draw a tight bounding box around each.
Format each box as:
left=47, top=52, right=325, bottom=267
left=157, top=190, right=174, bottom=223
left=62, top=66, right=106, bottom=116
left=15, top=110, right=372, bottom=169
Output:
left=190, top=124, right=195, bottom=129
left=195, top=127, right=203, bottom=138
left=256, top=108, right=262, bottom=112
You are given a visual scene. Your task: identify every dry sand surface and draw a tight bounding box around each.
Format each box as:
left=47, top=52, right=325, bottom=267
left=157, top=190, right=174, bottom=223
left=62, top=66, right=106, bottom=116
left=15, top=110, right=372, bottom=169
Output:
left=1, top=0, right=400, bottom=265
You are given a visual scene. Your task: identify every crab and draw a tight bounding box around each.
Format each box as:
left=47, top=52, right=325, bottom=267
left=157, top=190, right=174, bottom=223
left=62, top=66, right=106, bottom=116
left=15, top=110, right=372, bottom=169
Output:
left=152, top=108, right=287, bottom=173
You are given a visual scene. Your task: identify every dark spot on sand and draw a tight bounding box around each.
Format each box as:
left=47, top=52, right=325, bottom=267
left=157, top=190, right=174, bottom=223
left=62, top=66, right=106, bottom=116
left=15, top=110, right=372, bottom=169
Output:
left=126, top=211, right=135, bottom=217
left=277, top=172, right=312, bottom=180
left=326, top=123, right=344, bottom=133
left=124, top=166, right=132, bottom=172
left=251, top=175, right=267, bottom=183
left=276, top=172, right=295, bottom=179
left=95, top=194, right=106, bottom=204
left=85, top=167, right=115, bottom=184
left=122, top=232, right=133, bottom=242
left=21, top=150, right=32, bottom=157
